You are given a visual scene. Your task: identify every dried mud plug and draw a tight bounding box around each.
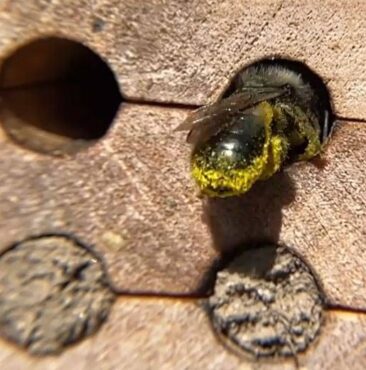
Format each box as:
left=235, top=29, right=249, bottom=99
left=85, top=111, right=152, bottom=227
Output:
left=206, top=245, right=324, bottom=358
left=0, top=235, right=115, bottom=355
left=177, top=60, right=332, bottom=197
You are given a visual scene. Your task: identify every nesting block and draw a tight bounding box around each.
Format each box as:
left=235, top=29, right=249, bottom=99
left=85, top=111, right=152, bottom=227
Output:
left=0, top=0, right=365, bottom=368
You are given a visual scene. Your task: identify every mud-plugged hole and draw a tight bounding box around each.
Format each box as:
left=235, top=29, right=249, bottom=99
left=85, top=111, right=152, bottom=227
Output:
left=0, top=37, right=122, bottom=155
left=224, top=58, right=334, bottom=142
left=0, top=234, right=115, bottom=355
left=205, top=244, right=324, bottom=359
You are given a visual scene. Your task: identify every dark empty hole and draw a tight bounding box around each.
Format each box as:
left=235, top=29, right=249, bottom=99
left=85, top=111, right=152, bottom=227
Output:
left=0, top=37, right=122, bottom=154
left=223, top=58, right=334, bottom=142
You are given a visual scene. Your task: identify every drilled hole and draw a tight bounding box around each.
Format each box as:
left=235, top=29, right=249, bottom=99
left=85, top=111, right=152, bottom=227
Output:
left=0, top=37, right=122, bottom=155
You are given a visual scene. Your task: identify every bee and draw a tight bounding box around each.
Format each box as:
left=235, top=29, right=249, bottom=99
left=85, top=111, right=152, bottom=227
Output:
left=176, top=65, right=329, bottom=197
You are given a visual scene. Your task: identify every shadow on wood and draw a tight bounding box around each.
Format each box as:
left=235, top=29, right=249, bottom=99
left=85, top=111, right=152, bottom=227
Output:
left=202, top=170, right=296, bottom=254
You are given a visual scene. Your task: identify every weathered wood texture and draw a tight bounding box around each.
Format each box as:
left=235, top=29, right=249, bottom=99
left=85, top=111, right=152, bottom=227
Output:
left=0, top=106, right=365, bottom=310
left=0, top=105, right=216, bottom=295
left=207, top=120, right=366, bottom=309
left=0, top=0, right=365, bottom=368
left=0, top=299, right=365, bottom=370
left=0, top=0, right=365, bottom=117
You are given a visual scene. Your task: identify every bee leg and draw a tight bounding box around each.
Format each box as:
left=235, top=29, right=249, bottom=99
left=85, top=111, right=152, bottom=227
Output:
left=281, top=105, right=322, bottom=161
left=297, top=121, right=322, bottom=160
left=260, top=134, right=289, bottom=180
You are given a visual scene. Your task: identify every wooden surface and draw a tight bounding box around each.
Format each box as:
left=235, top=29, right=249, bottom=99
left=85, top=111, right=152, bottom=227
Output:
left=0, top=108, right=364, bottom=309
left=0, top=106, right=365, bottom=367
left=1, top=0, right=366, bottom=117
left=0, top=0, right=365, bottom=369
left=0, top=299, right=365, bottom=370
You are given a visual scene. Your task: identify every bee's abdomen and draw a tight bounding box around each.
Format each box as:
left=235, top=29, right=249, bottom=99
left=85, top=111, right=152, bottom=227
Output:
left=191, top=106, right=271, bottom=197
left=214, top=123, right=266, bottom=168
left=195, top=113, right=267, bottom=168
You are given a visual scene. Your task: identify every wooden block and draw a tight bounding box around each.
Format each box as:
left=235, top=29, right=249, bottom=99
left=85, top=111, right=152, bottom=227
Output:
left=207, top=121, right=366, bottom=309
left=0, top=104, right=214, bottom=294
left=0, top=0, right=365, bottom=117
left=0, top=1, right=365, bottom=367
left=0, top=103, right=365, bottom=310
left=299, top=310, right=366, bottom=370
left=0, top=299, right=364, bottom=370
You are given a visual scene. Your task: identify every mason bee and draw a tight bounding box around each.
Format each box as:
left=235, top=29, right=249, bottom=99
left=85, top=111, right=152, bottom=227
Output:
left=177, top=64, right=329, bottom=197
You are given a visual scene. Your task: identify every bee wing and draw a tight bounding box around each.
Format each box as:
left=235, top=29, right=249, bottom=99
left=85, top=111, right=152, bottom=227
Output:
left=175, top=85, right=289, bottom=145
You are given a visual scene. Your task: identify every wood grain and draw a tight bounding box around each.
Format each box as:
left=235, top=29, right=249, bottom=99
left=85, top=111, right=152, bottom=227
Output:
left=0, top=1, right=365, bottom=367
left=206, top=121, right=366, bottom=309
left=0, top=104, right=215, bottom=295
left=0, top=105, right=365, bottom=309
left=0, top=298, right=365, bottom=370
left=0, top=1, right=365, bottom=117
